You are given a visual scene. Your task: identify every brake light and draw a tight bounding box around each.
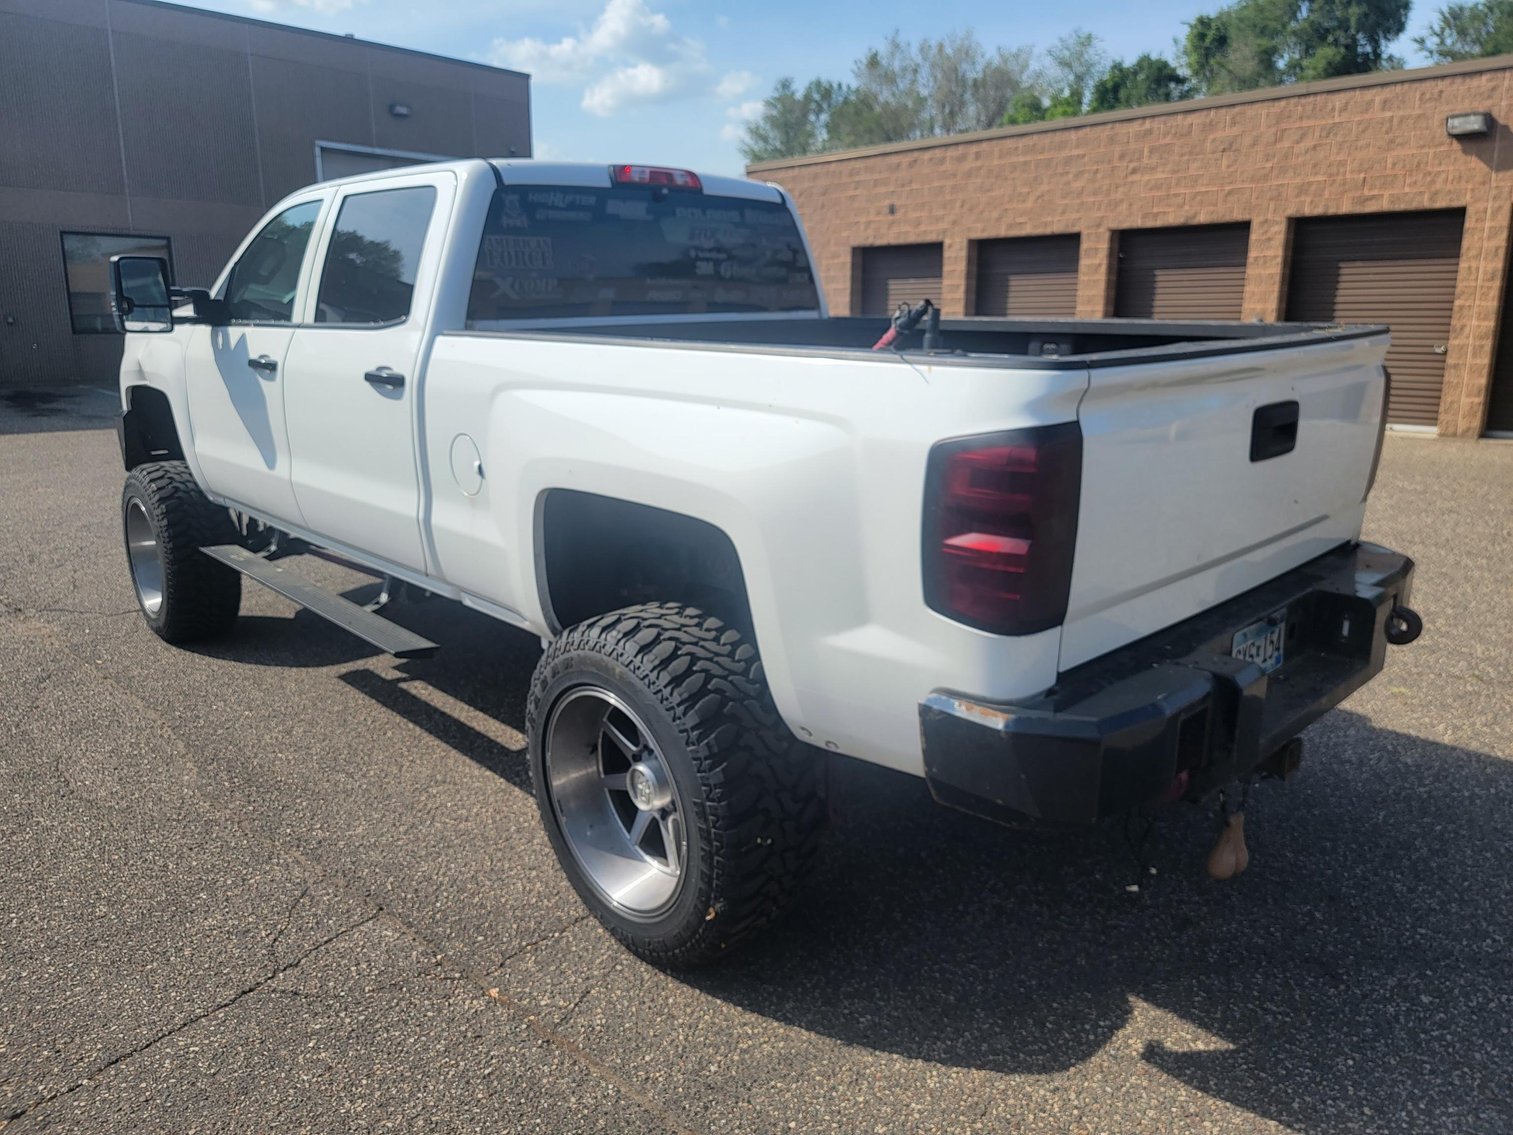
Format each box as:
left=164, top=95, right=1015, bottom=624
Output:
left=610, top=164, right=702, bottom=190
left=922, top=424, right=1082, bottom=635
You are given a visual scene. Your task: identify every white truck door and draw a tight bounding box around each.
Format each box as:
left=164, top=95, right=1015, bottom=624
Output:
left=282, top=172, right=453, bottom=573
left=184, top=196, right=327, bottom=527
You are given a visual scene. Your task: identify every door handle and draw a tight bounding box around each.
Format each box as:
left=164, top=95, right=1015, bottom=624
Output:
left=247, top=355, right=278, bottom=374
left=363, top=367, right=405, bottom=390
left=1250, top=400, right=1300, bottom=462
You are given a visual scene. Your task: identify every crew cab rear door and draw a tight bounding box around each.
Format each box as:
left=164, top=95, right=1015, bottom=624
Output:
left=283, top=170, right=455, bottom=572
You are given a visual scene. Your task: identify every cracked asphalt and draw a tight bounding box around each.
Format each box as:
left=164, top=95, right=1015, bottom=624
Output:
left=1, top=387, right=1510, bottom=1134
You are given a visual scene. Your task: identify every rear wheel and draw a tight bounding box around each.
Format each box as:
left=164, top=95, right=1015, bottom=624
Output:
left=121, top=461, right=241, bottom=643
left=527, top=602, right=824, bottom=966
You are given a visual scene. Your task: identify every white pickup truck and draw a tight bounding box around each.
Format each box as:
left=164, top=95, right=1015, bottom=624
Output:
left=111, top=159, right=1421, bottom=964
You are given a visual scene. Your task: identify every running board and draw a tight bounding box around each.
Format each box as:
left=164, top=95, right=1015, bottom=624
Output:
left=201, top=544, right=438, bottom=660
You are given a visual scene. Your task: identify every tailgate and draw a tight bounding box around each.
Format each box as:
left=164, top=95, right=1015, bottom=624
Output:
left=1060, top=331, right=1388, bottom=670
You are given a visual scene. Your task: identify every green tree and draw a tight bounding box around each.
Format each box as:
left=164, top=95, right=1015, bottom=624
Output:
left=1416, top=0, right=1513, bottom=61
left=1039, top=29, right=1109, bottom=115
left=998, top=29, right=1109, bottom=125
left=742, top=30, right=1036, bottom=160
left=740, top=78, right=846, bottom=163
left=1185, top=2, right=1290, bottom=93
left=843, top=31, right=1037, bottom=141
left=1289, top=0, right=1409, bottom=79
left=1088, top=54, right=1191, bottom=112
left=1001, top=89, right=1048, bottom=125
left=1184, top=0, right=1409, bottom=95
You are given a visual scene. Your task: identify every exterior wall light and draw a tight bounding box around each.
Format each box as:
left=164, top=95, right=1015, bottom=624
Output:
left=1446, top=111, right=1492, bottom=138
left=389, top=102, right=412, bottom=118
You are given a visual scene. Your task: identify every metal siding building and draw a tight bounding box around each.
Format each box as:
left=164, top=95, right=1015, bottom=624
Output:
left=0, top=0, right=530, bottom=387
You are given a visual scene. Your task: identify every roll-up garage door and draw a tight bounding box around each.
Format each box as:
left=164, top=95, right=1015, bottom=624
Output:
left=858, top=243, right=943, bottom=315
left=1114, top=224, right=1250, bottom=320
left=973, top=235, right=1081, bottom=317
left=318, top=145, right=431, bottom=180
left=1286, top=210, right=1464, bottom=428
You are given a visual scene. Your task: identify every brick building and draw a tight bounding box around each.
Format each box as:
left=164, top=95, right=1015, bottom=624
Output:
left=750, top=55, right=1513, bottom=437
left=0, top=0, right=530, bottom=388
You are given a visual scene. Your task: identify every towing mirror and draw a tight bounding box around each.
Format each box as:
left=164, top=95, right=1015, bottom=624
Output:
left=110, top=255, right=173, bottom=333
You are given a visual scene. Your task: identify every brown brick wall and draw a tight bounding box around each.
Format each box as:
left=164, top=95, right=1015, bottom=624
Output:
left=755, top=60, right=1513, bottom=437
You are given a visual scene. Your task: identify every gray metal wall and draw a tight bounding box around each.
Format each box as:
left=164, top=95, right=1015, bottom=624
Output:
left=0, top=0, right=530, bottom=387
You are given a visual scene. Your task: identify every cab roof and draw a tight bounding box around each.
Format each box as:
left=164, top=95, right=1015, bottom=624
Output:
left=310, top=158, right=785, bottom=204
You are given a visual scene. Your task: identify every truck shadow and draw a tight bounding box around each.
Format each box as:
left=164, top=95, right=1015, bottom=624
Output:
left=194, top=612, right=385, bottom=669
left=261, top=593, right=1508, bottom=1134
left=683, top=712, right=1512, bottom=1134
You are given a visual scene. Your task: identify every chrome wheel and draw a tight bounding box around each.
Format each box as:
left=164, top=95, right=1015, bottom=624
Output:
left=544, top=687, right=688, bottom=919
left=125, top=498, right=164, bottom=617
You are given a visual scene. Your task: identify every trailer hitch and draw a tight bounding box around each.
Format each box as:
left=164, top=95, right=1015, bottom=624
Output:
left=1207, top=784, right=1252, bottom=881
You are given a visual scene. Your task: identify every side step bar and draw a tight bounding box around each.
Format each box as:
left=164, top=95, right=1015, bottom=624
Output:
left=201, top=544, right=438, bottom=660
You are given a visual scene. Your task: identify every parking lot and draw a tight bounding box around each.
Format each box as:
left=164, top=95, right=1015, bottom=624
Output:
left=1, top=388, right=1509, bottom=1134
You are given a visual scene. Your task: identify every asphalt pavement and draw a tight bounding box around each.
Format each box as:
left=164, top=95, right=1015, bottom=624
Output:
left=1, top=387, right=1509, bottom=1134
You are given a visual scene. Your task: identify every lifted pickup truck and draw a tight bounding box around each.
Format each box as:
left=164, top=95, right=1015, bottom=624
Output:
left=112, top=159, right=1421, bottom=964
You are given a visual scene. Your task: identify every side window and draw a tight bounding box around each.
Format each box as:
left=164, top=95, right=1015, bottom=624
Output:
left=224, top=200, right=322, bottom=324
left=314, top=186, right=437, bottom=326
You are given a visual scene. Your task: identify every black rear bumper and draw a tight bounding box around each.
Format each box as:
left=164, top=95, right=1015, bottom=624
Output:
left=920, top=542, right=1415, bottom=827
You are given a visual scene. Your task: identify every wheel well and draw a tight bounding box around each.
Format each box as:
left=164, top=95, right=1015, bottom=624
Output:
left=539, top=490, right=752, bottom=633
left=120, top=385, right=184, bottom=470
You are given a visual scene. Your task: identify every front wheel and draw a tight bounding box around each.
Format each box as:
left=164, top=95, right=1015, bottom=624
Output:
left=527, top=603, right=824, bottom=966
left=122, top=461, right=241, bottom=643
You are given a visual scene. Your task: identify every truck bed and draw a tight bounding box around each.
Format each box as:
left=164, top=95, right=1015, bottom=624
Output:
left=465, top=314, right=1385, bottom=367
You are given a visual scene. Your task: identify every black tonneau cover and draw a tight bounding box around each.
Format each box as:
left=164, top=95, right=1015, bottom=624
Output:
left=456, top=315, right=1387, bottom=370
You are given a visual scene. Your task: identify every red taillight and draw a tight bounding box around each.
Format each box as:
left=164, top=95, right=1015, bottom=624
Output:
left=610, top=164, right=702, bottom=190
left=922, top=424, right=1082, bottom=635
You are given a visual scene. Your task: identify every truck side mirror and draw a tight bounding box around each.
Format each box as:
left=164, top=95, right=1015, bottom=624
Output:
left=110, top=255, right=174, bottom=333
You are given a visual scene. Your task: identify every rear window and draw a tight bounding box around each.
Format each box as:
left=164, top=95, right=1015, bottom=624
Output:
left=465, top=184, right=819, bottom=323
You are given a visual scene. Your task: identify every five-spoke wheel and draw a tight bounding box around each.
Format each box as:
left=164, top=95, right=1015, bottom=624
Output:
left=527, top=603, right=825, bottom=965
left=544, top=688, right=688, bottom=918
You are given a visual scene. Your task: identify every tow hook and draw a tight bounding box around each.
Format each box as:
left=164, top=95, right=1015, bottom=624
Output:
left=1385, top=604, right=1423, bottom=645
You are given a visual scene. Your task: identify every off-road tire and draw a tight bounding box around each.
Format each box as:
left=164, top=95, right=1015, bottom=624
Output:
left=527, top=602, right=825, bottom=966
left=121, top=461, right=241, bottom=643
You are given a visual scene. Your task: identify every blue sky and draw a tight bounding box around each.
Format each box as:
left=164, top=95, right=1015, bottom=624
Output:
left=176, top=0, right=1444, bottom=174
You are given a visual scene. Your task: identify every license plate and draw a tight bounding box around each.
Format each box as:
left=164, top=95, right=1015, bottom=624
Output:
left=1231, top=609, right=1287, bottom=674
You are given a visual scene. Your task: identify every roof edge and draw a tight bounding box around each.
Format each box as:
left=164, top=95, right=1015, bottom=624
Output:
left=746, top=53, right=1513, bottom=174
left=119, top=0, right=529, bottom=80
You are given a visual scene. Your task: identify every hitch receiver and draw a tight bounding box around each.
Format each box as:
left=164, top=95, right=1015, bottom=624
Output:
left=1257, top=737, right=1304, bottom=780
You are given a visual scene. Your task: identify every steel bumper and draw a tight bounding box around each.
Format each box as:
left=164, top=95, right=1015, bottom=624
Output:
left=920, top=543, right=1416, bottom=827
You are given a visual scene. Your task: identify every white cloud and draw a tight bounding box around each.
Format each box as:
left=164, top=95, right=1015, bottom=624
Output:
left=720, top=98, right=764, bottom=142
left=247, top=0, right=363, bottom=13
left=488, top=0, right=711, bottom=116
left=583, top=62, right=676, bottom=115
left=714, top=70, right=756, bottom=99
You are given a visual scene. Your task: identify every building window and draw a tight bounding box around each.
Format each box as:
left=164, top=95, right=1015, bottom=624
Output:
left=61, top=232, right=173, bottom=334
